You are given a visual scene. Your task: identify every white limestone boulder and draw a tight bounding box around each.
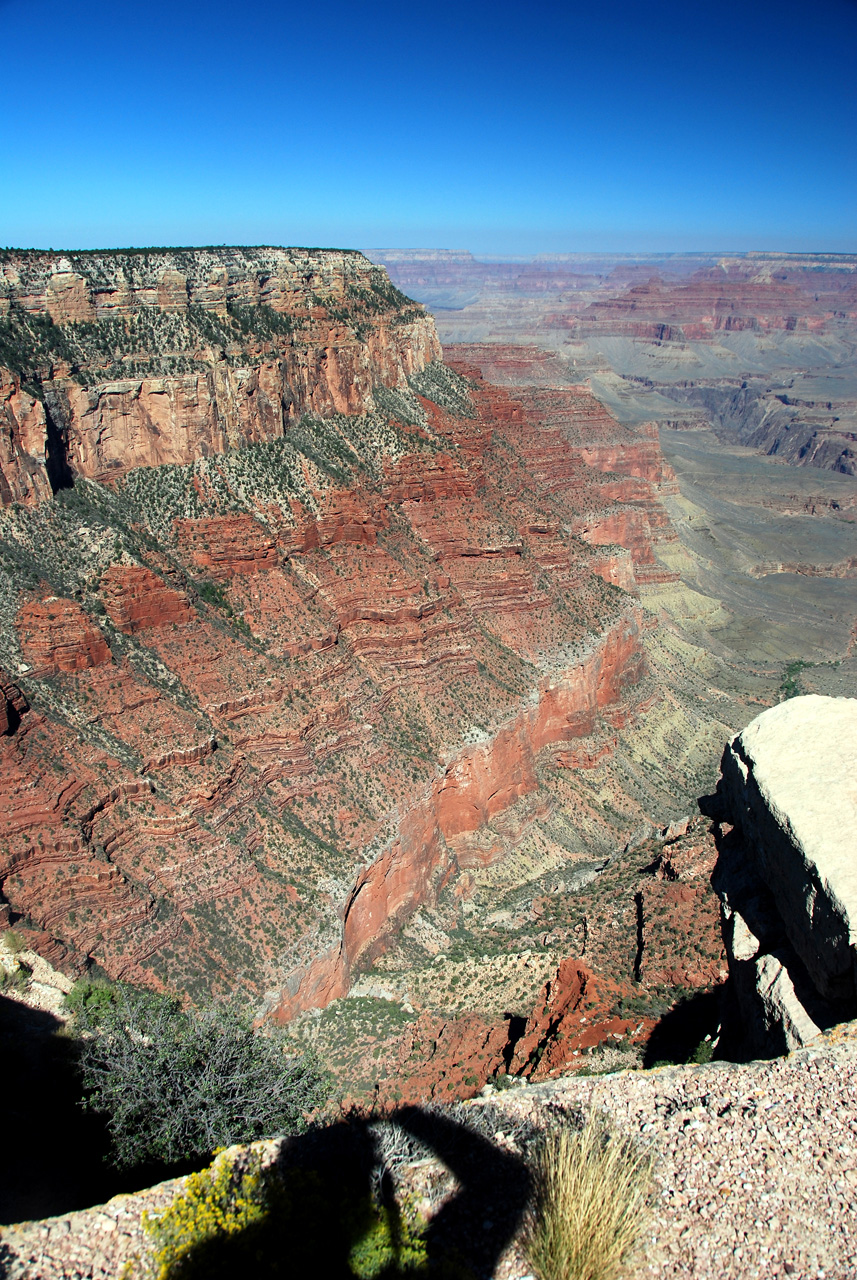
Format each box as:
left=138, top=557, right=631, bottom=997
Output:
left=719, top=694, right=857, bottom=1003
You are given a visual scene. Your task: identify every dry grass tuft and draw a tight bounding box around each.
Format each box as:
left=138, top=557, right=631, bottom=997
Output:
left=526, top=1108, right=654, bottom=1280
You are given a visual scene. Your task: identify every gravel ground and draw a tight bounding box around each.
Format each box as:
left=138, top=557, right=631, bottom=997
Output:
left=2, top=1024, right=856, bottom=1279
left=486, top=1020, right=857, bottom=1280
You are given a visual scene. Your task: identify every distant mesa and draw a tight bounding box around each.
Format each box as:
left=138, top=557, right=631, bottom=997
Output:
left=0, top=246, right=440, bottom=504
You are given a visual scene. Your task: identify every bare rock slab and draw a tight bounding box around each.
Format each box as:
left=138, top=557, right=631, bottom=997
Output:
left=720, top=694, right=857, bottom=1002
left=715, top=694, right=857, bottom=1056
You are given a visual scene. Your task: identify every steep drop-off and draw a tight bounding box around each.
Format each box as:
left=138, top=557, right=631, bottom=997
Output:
left=0, top=252, right=694, bottom=1054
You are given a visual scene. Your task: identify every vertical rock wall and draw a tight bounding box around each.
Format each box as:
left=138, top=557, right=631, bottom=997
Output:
left=714, top=695, right=857, bottom=1056
left=0, top=247, right=441, bottom=500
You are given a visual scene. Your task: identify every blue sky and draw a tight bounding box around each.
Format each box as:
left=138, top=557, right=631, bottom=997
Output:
left=1, top=0, right=855, bottom=253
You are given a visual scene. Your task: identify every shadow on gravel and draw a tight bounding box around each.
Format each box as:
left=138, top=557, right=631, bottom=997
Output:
left=164, top=1106, right=534, bottom=1279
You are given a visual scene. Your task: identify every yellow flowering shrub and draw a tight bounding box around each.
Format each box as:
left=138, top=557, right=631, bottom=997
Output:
left=139, top=1149, right=266, bottom=1279
left=128, top=1144, right=429, bottom=1279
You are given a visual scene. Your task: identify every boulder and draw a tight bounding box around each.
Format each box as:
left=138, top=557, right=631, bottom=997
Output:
left=715, top=694, right=857, bottom=1055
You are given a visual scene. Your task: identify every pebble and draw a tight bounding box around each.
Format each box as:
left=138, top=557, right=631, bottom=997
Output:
left=484, top=1022, right=857, bottom=1280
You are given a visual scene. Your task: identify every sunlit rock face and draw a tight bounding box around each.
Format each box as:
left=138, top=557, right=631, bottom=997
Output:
left=0, top=367, right=52, bottom=506
left=0, top=246, right=441, bottom=501
left=715, top=694, right=857, bottom=1055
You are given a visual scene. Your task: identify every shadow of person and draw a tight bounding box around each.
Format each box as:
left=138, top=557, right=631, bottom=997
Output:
left=392, top=1105, right=532, bottom=1277
left=159, top=1104, right=532, bottom=1279
left=1, top=990, right=532, bottom=1275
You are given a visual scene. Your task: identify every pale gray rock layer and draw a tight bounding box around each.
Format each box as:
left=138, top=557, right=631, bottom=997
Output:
left=717, top=694, right=857, bottom=1054
left=720, top=694, right=857, bottom=1001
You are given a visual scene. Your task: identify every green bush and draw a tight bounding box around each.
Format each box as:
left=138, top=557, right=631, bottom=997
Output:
left=780, top=659, right=811, bottom=700
left=72, top=985, right=330, bottom=1168
left=66, top=977, right=119, bottom=1017
left=689, top=1036, right=715, bottom=1065
left=194, top=579, right=230, bottom=611
left=3, top=928, right=25, bottom=955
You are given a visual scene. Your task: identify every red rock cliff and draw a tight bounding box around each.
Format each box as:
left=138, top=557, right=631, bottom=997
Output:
left=0, top=367, right=52, bottom=505
left=0, top=340, right=676, bottom=1014
left=0, top=248, right=441, bottom=496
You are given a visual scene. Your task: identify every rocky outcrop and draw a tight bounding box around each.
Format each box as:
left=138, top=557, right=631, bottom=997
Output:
left=0, top=338, right=680, bottom=1018
left=7, top=1026, right=857, bottom=1280
left=273, top=609, right=649, bottom=1019
left=714, top=694, right=857, bottom=1056
left=0, top=668, right=28, bottom=734
left=663, top=382, right=857, bottom=476
left=100, top=565, right=194, bottom=632
left=16, top=598, right=112, bottom=675
left=173, top=514, right=281, bottom=578
left=0, top=247, right=440, bottom=500
left=574, top=270, right=843, bottom=341
left=0, top=367, right=52, bottom=505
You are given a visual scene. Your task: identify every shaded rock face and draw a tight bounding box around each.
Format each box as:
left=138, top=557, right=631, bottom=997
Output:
left=714, top=694, right=857, bottom=1056
left=0, top=668, right=28, bottom=735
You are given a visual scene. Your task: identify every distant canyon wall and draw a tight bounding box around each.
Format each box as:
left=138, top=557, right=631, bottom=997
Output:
left=0, top=247, right=441, bottom=499
left=0, top=328, right=676, bottom=1010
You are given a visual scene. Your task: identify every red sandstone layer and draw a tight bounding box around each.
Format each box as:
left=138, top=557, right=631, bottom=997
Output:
left=362, top=819, right=725, bottom=1105
left=0, top=248, right=441, bottom=501
left=0, top=368, right=52, bottom=506
left=0, top=344, right=679, bottom=1021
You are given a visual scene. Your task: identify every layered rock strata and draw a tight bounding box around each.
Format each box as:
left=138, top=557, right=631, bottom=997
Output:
left=0, top=335, right=677, bottom=1019
left=376, top=248, right=857, bottom=476
left=0, top=247, right=440, bottom=499
left=714, top=694, right=857, bottom=1055
left=0, top=367, right=52, bottom=505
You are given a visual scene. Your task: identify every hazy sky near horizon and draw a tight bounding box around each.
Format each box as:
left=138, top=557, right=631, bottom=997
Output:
left=1, top=0, right=855, bottom=254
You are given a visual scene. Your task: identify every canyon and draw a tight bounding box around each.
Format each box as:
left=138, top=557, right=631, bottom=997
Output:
left=1, top=246, right=855, bottom=1111
left=372, top=248, right=857, bottom=476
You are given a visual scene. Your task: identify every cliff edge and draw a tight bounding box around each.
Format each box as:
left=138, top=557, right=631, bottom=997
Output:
left=0, top=247, right=440, bottom=502
left=715, top=694, right=857, bottom=1056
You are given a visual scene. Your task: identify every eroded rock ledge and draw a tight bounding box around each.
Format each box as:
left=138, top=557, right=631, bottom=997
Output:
left=714, top=694, right=857, bottom=1056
